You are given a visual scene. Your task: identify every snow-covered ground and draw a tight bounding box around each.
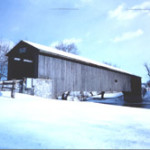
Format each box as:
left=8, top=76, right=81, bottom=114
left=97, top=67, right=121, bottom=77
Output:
left=92, top=92, right=124, bottom=99
left=86, top=92, right=124, bottom=105
left=0, top=91, right=150, bottom=149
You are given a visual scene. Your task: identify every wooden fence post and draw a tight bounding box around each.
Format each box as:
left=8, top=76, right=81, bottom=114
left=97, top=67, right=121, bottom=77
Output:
left=1, top=81, right=4, bottom=91
left=11, top=81, right=16, bottom=98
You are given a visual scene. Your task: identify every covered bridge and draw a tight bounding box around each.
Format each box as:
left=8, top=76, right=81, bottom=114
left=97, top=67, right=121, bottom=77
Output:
left=6, top=40, right=141, bottom=101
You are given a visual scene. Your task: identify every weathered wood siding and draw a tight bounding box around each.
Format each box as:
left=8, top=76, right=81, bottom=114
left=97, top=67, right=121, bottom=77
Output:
left=38, top=54, right=132, bottom=98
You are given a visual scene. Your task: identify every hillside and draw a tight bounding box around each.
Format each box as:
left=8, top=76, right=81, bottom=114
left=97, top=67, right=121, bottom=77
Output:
left=0, top=91, right=150, bottom=149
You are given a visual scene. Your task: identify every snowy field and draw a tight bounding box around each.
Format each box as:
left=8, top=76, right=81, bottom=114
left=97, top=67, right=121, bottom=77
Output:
left=0, top=91, right=150, bottom=149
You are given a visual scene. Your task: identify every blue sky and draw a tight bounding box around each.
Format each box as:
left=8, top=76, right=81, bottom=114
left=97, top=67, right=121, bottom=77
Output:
left=1, top=0, right=150, bottom=82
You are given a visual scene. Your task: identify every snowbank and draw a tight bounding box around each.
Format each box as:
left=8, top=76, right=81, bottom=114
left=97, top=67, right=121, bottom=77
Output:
left=0, top=91, right=150, bottom=149
left=92, top=92, right=123, bottom=99
left=86, top=92, right=124, bottom=105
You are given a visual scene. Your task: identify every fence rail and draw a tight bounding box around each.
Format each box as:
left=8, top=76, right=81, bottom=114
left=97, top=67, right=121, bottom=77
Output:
left=0, top=80, right=21, bottom=98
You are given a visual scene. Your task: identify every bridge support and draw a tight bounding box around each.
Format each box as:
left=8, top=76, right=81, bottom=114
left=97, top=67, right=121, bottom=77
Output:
left=123, top=91, right=142, bottom=103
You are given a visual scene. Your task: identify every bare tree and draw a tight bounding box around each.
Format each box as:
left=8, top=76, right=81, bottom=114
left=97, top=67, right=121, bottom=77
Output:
left=103, top=61, right=119, bottom=68
left=144, top=63, right=150, bottom=78
left=55, top=42, right=79, bottom=55
left=0, top=40, right=11, bottom=80
left=144, top=63, right=150, bottom=88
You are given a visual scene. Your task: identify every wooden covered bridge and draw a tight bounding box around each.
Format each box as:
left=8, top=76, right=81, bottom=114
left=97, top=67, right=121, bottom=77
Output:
left=6, top=40, right=141, bottom=101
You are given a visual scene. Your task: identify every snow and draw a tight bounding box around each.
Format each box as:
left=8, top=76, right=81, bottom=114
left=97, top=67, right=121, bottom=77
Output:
left=86, top=92, right=124, bottom=105
left=143, top=91, right=150, bottom=101
left=23, top=40, right=137, bottom=77
left=92, top=92, right=123, bottom=99
left=86, top=98, right=124, bottom=105
left=0, top=91, right=150, bottom=149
